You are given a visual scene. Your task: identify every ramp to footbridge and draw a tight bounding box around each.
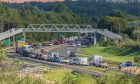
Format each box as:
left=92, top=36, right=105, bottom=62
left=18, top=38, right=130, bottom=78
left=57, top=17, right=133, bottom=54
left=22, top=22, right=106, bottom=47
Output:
left=0, top=24, right=122, bottom=42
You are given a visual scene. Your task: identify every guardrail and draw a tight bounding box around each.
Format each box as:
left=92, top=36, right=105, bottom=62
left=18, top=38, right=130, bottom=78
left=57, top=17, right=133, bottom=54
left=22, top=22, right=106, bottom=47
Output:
left=19, top=67, right=48, bottom=74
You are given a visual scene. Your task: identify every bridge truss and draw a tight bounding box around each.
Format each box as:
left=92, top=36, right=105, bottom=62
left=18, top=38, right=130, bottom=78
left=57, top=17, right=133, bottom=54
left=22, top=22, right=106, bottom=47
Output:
left=24, top=24, right=97, bottom=32
left=0, top=24, right=122, bottom=41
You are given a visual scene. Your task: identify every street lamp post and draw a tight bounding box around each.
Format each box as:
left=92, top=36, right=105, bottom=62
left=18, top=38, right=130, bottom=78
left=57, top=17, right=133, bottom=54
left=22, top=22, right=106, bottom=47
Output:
left=138, top=28, right=140, bottom=43
left=118, top=23, right=120, bottom=34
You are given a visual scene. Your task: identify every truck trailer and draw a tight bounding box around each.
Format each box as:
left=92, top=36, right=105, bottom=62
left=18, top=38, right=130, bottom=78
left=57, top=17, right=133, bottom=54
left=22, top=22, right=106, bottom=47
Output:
left=88, top=55, right=103, bottom=67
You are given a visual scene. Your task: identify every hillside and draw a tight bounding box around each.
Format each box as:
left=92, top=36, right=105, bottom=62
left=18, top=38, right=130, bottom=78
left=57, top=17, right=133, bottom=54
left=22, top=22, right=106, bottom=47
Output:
left=79, top=45, right=140, bottom=64
left=0, top=0, right=64, bottom=3
left=1, top=2, right=140, bottom=44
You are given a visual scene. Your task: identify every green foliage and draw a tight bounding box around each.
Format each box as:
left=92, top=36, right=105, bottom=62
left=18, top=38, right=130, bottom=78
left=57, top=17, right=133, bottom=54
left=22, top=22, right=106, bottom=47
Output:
left=99, top=37, right=119, bottom=47
left=80, top=45, right=140, bottom=64
left=0, top=3, right=84, bottom=41
left=109, top=10, right=127, bottom=18
left=98, top=16, right=128, bottom=33
left=49, top=3, right=69, bottom=13
left=123, top=41, right=140, bottom=51
left=16, top=76, right=46, bottom=84
left=62, top=72, right=140, bottom=84
left=0, top=49, right=7, bottom=62
left=43, top=67, right=70, bottom=84
left=62, top=73, right=97, bottom=84
left=62, top=73, right=77, bottom=84
left=0, top=73, right=46, bottom=84
left=132, top=27, right=140, bottom=41
left=132, top=75, right=140, bottom=84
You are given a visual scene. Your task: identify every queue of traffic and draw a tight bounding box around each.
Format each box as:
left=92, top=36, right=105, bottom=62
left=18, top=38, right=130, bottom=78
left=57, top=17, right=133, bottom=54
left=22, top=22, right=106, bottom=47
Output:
left=15, top=40, right=105, bottom=67
left=15, top=40, right=135, bottom=72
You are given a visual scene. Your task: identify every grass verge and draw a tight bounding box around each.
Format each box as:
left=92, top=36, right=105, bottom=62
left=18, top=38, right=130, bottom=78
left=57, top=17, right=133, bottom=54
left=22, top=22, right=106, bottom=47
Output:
left=79, top=45, right=140, bottom=65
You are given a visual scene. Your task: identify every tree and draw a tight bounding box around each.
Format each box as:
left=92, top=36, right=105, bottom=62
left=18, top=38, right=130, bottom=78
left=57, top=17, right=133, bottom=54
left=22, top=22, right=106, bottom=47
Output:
left=109, top=10, right=126, bottom=18
left=98, top=16, right=128, bottom=33
left=132, top=27, right=140, bottom=42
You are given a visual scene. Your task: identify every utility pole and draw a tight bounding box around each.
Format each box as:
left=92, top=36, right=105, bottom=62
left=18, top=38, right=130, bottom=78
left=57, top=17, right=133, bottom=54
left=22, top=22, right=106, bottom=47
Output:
left=94, top=26, right=97, bottom=45
left=23, top=31, right=26, bottom=41
left=138, top=27, right=140, bottom=43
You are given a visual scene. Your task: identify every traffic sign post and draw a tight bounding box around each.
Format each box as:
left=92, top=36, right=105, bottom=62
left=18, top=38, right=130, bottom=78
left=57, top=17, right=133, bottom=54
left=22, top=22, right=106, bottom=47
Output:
left=3, top=39, right=12, bottom=45
left=16, top=35, right=25, bottom=41
left=58, top=33, right=65, bottom=38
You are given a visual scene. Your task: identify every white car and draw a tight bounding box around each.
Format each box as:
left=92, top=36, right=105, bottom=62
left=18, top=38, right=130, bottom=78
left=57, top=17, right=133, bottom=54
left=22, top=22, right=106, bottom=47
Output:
left=48, top=42, right=53, bottom=46
left=71, top=43, right=76, bottom=47
left=76, top=42, right=81, bottom=46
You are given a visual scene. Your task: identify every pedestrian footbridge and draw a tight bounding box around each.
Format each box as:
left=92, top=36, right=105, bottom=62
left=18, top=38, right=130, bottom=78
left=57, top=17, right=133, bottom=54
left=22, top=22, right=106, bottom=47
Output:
left=0, top=24, right=122, bottom=42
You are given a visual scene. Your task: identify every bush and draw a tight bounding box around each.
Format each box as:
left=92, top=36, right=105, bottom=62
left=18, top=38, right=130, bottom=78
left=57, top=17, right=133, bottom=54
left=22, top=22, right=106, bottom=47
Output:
left=62, top=73, right=77, bottom=84
left=123, top=41, right=140, bottom=51
left=99, top=37, right=118, bottom=47
left=0, top=49, right=7, bottom=63
left=132, top=75, right=140, bottom=84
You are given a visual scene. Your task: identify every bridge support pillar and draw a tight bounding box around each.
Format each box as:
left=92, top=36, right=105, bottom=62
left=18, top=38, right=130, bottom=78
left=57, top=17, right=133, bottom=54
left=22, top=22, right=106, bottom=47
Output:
left=23, top=32, right=26, bottom=41
left=104, top=36, right=107, bottom=41
left=13, top=35, right=16, bottom=46
left=94, top=32, right=97, bottom=45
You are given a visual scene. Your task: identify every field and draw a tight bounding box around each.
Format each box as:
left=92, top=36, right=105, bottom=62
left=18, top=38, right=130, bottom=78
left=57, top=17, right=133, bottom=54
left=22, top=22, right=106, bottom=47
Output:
left=79, top=45, right=140, bottom=65
left=43, top=67, right=71, bottom=84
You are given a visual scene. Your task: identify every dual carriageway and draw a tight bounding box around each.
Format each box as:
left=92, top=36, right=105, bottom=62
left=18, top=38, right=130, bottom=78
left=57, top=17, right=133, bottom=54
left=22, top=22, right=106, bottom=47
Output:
left=1, top=24, right=127, bottom=77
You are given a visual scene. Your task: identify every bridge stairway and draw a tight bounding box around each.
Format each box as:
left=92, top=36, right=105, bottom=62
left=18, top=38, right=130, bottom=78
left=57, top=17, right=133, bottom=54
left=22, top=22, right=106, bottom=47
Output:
left=96, top=29, right=122, bottom=40
left=0, top=29, right=23, bottom=41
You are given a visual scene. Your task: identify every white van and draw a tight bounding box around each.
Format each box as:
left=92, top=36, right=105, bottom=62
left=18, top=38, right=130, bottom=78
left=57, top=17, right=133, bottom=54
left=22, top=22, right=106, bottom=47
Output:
left=69, top=57, right=88, bottom=65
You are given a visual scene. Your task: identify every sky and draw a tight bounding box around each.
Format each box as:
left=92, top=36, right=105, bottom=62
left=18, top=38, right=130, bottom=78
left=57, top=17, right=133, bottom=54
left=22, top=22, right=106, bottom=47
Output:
left=0, top=0, right=64, bottom=3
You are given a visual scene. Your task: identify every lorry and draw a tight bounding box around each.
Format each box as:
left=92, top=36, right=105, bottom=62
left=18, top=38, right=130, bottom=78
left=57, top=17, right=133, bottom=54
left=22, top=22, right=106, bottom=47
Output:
left=16, top=41, right=26, bottom=53
left=69, top=57, right=88, bottom=65
left=88, top=55, right=103, bottom=67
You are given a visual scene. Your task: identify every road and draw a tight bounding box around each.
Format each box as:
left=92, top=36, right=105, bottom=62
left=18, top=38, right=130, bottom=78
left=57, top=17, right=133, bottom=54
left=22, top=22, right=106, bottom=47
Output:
left=47, top=46, right=133, bottom=75
left=7, top=45, right=133, bottom=77
left=49, top=46, right=79, bottom=57
left=7, top=48, right=103, bottom=77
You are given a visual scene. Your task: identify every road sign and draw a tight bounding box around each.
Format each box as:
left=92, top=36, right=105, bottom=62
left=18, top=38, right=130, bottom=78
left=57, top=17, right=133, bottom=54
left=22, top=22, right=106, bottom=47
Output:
left=16, top=35, right=24, bottom=40
left=3, top=39, right=12, bottom=45
left=58, top=33, right=65, bottom=38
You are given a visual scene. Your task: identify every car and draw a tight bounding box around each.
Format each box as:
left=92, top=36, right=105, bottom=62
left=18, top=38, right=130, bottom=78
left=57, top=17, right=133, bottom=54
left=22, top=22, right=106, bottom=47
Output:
left=69, top=52, right=76, bottom=57
left=119, top=61, right=134, bottom=68
left=48, top=42, right=53, bottom=46
left=76, top=42, right=81, bottom=46
left=71, top=43, right=76, bottom=47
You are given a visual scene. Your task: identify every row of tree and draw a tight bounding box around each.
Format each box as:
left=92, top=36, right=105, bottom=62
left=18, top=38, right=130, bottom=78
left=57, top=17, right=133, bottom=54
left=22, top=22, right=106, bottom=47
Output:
left=0, top=2, right=140, bottom=49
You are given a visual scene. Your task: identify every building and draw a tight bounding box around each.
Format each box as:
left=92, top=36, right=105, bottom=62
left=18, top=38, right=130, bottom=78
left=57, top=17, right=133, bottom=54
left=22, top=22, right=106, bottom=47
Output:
left=65, top=0, right=139, bottom=3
